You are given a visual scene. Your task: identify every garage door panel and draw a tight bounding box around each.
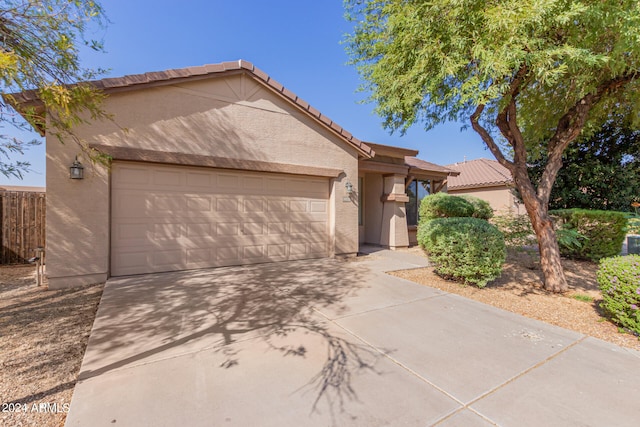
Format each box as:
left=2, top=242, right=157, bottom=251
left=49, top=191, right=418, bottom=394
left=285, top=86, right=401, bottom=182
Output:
left=217, top=247, right=240, bottom=262
left=114, top=166, right=150, bottom=186
left=153, top=170, right=183, bottom=186
left=217, top=173, right=240, bottom=189
left=243, top=199, right=265, bottom=213
left=186, top=172, right=212, bottom=187
left=111, top=162, right=330, bottom=276
left=186, top=248, right=213, bottom=265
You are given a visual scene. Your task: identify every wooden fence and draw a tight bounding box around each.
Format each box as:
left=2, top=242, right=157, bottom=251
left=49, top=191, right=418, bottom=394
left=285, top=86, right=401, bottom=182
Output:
left=0, top=191, right=46, bottom=265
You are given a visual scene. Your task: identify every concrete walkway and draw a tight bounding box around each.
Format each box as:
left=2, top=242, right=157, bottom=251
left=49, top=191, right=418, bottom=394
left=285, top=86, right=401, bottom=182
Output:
left=65, top=248, right=640, bottom=426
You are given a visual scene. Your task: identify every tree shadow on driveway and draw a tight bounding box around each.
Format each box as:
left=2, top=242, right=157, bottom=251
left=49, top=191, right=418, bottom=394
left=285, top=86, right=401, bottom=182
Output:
left=78, top=258, right=385, bottom=417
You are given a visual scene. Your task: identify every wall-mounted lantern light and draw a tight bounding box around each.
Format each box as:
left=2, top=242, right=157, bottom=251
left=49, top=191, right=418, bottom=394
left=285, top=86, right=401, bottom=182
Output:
left=69, top=156, right=84, bottom=179
left=345, top=180, right=354, bottom=194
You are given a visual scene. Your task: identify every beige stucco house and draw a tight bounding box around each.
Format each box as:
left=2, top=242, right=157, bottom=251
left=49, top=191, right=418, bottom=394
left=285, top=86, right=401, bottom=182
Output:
left=446, top=158, right=520, bottom=214
left=10, top=60, right=457, bottom=288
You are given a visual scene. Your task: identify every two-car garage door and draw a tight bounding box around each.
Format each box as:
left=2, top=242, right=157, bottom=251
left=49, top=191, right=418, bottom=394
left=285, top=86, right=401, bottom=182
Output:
left=111, top=162, right=330, bottom=276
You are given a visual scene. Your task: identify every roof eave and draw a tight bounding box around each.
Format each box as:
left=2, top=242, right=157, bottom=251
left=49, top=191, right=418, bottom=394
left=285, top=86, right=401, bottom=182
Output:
left=408, top=166, right=460, bottom=177
left=448, top=181, right=512, bottom=191
left=5, top=60, right=374, bottom=159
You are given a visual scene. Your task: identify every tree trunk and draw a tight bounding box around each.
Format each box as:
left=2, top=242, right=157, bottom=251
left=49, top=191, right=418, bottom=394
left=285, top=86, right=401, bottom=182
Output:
left=517, top=179, right=569, bottom=292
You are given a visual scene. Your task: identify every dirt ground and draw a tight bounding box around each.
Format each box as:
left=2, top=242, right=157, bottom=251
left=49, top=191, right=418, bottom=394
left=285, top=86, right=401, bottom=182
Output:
left=391, top=248, right=640, bottom=352
left=0, top=265, right=103, bottom=427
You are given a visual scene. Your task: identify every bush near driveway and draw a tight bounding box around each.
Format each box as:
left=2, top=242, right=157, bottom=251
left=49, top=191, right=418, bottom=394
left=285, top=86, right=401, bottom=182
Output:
left=417, top=217, right=506, bottom=287
left=418, top=192, right=475, bottom=220
left=597, top=255, right=640, bottom=336
left=459, top=195, right=494, bottom=220
left=550, top=209, right=628, bottom=261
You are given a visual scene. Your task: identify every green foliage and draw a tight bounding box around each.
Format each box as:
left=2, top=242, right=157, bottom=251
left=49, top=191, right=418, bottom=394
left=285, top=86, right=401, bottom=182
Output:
left=555, top=224, right=586, bottom=253
left=418, top=192, right=493, bottom=221
left=345, top=0, right=640, bottom=140
left=527, top=119, right=640, bottom=212
left=627, top=216, right=640, bottom=235
left=491, top=214, right=536, bottom=248
left=417, top=217, right=506, bottom=287
left=597, top=255, right=640, bottom=336
left=418, top=193, right=475, bottom=221
left=346, top=0, right=640, bottom=291
left=551, top=209, right=628, bottom=261
left=0, top=0, right=109, bottom=178
left=459, top=195, right=493, bottom=220
left=572, top=294, right=594, bottom=303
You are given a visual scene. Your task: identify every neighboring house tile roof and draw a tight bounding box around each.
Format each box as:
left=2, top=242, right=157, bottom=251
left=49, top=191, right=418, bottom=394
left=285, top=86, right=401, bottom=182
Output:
left=7, top=60, right=374, bottom=158
left=405, top=157, right=459, bottom=175
left=445, top=158, right=513, bottom=189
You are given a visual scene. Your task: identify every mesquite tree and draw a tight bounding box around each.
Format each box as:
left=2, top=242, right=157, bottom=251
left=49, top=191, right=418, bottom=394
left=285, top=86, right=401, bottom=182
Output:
left=0, top=0, right=108, bottom=178
left=345, top=0, right=640, bottom=292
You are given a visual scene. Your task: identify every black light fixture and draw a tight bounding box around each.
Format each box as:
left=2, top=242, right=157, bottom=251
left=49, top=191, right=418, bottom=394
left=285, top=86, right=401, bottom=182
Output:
left=69, top=156, right=84, bottom=179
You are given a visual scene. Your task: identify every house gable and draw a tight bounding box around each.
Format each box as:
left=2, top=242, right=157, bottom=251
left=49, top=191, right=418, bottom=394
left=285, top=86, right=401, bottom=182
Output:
left=38, top=61, right=366, bottom=288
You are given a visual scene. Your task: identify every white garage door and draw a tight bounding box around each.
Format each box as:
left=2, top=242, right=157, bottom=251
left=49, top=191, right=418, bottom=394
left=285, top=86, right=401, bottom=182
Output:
left=111, top=162, right=330, bottom=276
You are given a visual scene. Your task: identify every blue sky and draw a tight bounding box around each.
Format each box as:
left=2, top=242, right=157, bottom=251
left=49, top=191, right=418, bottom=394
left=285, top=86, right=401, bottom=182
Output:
left=0, top=0, right=491, bottom=187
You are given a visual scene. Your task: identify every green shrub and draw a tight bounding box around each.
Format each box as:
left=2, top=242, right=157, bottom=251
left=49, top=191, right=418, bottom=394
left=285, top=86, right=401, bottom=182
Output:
left=597, top=255, right=640, bottom=336
left=627, top=215, right=640, bottom=235
left=491, top=213, right=536, bottom=248
left=555, top=224, right=586, bottom=253
left=419, top=193, right=475, bottom=221
left=550, top=209, right=628, bottom=261
left=417, top=217, right=506, bottom=287
left=459, top=195, right=494, bottom=220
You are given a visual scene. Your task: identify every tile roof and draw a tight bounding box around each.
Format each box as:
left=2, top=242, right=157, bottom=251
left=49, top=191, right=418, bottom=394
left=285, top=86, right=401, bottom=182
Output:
left=445, top=158, right=513, bottom=189
left=405, top=157, right=459, bottom=175
left=364, top=142, right=419, bottom=157
left=7, top=60, right=374, bottom=158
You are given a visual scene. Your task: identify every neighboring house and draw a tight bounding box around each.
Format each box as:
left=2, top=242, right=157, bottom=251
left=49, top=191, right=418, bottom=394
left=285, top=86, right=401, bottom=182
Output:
left=446, top=158, right=520, bottom=214
left=8, top=60, right=456, bottom=288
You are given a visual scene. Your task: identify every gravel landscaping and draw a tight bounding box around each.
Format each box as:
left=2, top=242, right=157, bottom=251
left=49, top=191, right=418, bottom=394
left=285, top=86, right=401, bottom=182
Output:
left=0, top=265, right=103, bottom=427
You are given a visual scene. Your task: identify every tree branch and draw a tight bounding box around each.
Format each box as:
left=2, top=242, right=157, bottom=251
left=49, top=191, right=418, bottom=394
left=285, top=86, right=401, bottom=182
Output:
left=539, top=72, right=637, bottom=204
left=496, top=65, right=528, bottom=165
left=470, top=104, right=514, bottom=173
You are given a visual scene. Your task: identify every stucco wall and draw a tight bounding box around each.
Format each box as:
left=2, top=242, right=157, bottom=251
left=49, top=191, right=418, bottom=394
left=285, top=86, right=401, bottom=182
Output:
left=46, top=138, right=110, bottom=288
left=448, top=186, right=518, bottom=214
left=362, top=173, right=384, bottom=245
left=46, top=73, right=360, bottom=287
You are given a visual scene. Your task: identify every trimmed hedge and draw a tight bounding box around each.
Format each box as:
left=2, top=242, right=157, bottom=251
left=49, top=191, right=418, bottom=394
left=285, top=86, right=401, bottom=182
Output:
left=419, top=193, right=494, bottom=221
left=491, top=213, right=536, bottom=248
left=459, top=195, right=494, bottom=220
left=417, top=217, right=506, bottom=287
left=628, top=216, right=640, bottom=235
left=597, top=255, right=640, bottom=336
left=419, top=193, right=474, bottom=220
left=550, top=209, right=628, bottom=261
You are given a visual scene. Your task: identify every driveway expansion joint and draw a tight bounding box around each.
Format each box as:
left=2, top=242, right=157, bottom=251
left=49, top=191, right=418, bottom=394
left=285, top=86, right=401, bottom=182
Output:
left=331, top=321, right=466, bottom=407
left=317, top=293, right=448, bottom=321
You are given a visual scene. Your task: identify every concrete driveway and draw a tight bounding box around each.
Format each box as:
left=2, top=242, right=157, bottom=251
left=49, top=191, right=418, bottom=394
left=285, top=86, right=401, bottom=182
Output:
left=65, top=248, right=640, bottom=426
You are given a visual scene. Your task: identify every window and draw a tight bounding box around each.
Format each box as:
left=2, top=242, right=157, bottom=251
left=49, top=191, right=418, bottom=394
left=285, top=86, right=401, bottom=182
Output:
left=406, top=179, right=431, bottom=226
